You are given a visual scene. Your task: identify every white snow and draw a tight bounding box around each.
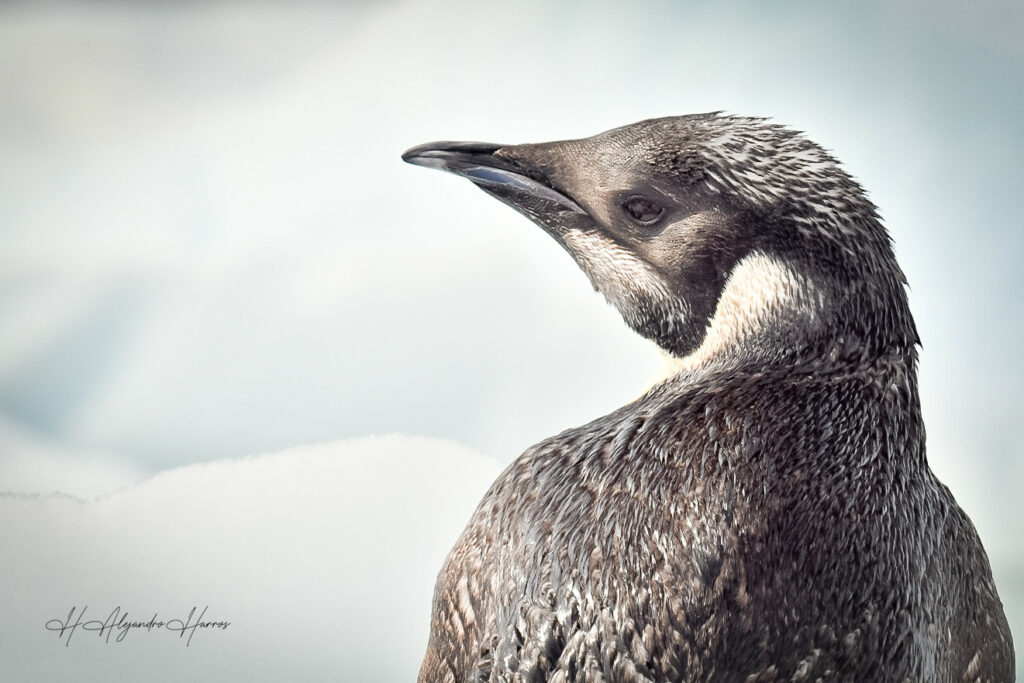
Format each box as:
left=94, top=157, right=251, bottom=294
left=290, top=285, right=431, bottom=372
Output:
left=0, top=435, right=501, bottom=682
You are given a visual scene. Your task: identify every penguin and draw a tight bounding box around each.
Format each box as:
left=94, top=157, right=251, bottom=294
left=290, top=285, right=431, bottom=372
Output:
left=401, top=114, right=1015, bottom=682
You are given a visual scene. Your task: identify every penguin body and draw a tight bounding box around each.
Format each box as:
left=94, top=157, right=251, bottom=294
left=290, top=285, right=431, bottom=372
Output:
left=403, top=115, right=1014, bottom=682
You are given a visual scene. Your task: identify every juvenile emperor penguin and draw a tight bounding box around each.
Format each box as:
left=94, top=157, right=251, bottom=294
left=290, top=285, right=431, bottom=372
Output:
left=402, top=114, right=1014, bottom=682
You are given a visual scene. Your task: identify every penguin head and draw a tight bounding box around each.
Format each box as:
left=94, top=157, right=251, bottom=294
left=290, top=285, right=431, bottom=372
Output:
left=403, top=114, right=918, bottom=366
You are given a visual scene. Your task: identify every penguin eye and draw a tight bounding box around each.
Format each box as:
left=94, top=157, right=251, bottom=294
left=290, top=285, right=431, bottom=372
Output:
left=622, top=196, right=665, bottom=226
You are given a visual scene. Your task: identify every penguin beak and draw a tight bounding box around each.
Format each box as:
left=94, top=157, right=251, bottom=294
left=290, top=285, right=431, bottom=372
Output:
left=402, top=141, right=585, bottom=214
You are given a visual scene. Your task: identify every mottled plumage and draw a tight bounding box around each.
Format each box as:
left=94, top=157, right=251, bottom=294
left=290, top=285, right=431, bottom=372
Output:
left=403, top=114, right=1014, bottom=682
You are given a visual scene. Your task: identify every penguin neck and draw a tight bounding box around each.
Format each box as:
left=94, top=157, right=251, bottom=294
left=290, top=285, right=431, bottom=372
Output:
left=670, top=249, right=919, bottom=376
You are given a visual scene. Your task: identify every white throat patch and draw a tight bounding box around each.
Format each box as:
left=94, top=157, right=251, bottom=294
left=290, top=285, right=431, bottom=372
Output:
left=676, top=251, right=821, bottom=372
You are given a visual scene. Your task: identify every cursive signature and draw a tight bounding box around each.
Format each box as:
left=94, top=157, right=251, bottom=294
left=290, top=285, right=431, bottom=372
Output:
left=45, top=606, right=230, bottom=646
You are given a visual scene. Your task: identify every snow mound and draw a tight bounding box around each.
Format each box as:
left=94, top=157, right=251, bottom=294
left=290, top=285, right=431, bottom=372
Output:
left=0, top=435, right=501, bottom=682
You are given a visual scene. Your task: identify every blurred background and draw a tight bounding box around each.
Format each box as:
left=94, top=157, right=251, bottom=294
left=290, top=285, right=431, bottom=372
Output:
left=1, top=0, right=1021, bottom=678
